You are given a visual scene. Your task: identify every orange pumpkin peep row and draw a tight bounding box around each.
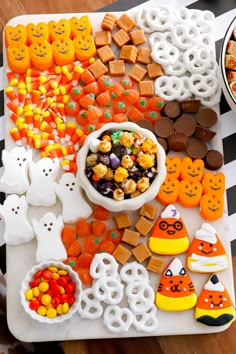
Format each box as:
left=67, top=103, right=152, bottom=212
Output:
left=200, top=194, right=224, bottom=221
left=178, top=180, right=203, bottom=208
left=180, top=156, right=204, bottom=183
left=202, top=172, right=225, bottom=196
left=156, top=177, right=179, bottom=205
left=165, top=156, right=182, bottom=179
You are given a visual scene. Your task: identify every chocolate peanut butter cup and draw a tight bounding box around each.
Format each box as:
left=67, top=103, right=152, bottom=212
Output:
left=162, top=101, right=181, bottom=119
left=154, top=117, right=174, bottom=138
left=195, top=125, right=216, bottom=142
left=186, top=138, right=208, bottom=159
left=196, top=108, right=218, bottom=128
left=157, top=137, right=168, bottom=153
left=167, top=131, right=188, bottom=152
left=174, top=115, right=196, bottom=136
left=135, top=119, right=154, bottom=133
left=205, top=150, right=224, bottom=170
left=180, top=99, right=201, bottom=113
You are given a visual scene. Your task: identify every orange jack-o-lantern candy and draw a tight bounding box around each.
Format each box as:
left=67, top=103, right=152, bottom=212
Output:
left=5, top=24, right=27, bottom=47
left=7, top=44, right=31, bottom=74
left=49, top=19, right=71, bottom=42
left=29, top=41, right=53, bottom=71
left=156, top=177, right=179, bottom=205
left=195, top=274, right=236, bottom=326
left=178, top=180, right=203, bottom=208
left=26, top=22, right=49, bottom=45
left=187, top=223, right=228, bottom=273
left=200, top=194, right=224, bottom=221
left=180, top=156, right=204, bottom=183
left=202, top=172, right=225, bottom=196
left=73, top=35, right=96, bottom=62
left=165, top=156, right=182, bottom=180
left=70, top=16, right=92, bottom=38
left=149, top=204, right=190, bottom=255
left=155, top=258, right=197, bottom=312
left=51, top=39, right=75, bottom=66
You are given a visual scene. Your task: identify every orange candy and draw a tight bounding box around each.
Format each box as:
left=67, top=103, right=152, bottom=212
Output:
left=73, top=35, right=96, bottom=62
left=67, top=240, right=82, bottom=257
left=128, top=106, right=142, bottom=122
left=26, top=22, right=49, bottom=44
left=98, top=239, right=115, bottom=254
left=76, top=219, right=91, bottom=237
left=84, top=81, right=100, bottom=96
left=156, top=177, right=180, bottom=205
left=202, top=172, right=225, bottom=196
left=165, top=156, right=182, bottom=180
left=80, top=70, right=95, bottom=85
left=49, top=19, right=71, bottom=42
left=200, top=194, right=224, bottom=221
left=100, top=110, right=113, bottom=124
left=113, top=113, right=128, bottom=123
left=29, top=41, right=53, bottom=71
left=79, top=93, right=95, bottom=109
left=78, top=268, right=93, bottom=285
left=91, top=220, right=106, bottom=237
left=5, top=24, right=27, bottom=47
left=97, top=75, right=113, bottom=91
left=62, top=226, right=76, bottom=243
left=87, top=106, right=103, bottom=122
left=96, top=90, right=112, bottom=107
left=92, top=206, right=110, bottom=220
left=84, top=236, right=101, bottom=254
left=7, top=44, right=31, bottom=73
left=178, top=180, right=203, bottom=208
left=123, top=88, right=139, bottom=104
left=70, top=16, right=92, bottom=38
left=51, top=38, right=75, bottom=66
left=77, top=252, right=93, bottom=268
left=180, top=157, right=204, bottom=183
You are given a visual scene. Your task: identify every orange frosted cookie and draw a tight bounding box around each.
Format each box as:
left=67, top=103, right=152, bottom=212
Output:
left=73, top=35, right=96, bottom=61
left=200, top=193, right=224, bottom=221
left=70, top=16, right=92, bottom=37
left=156, top=177, right=179, bottom=205
left=51, top=39, right=75, bottom=66
left=7, top=44, right=30, bottom=73
left=165, top=156, right=182, bottom=179
left=29, top=41, right=53, bottom=71
left=187, top=223, right=228, bottom=273
left=26, top=22, right=49, bottom=44
left=5, top=24, right=27, bottom=47
left=178, top=180, right=203, bottom=208
left=180, top=156, right=204, bottom=183
left=49, top=19, right=71, bottom=42
left=202, top=172, right=225, bottom=196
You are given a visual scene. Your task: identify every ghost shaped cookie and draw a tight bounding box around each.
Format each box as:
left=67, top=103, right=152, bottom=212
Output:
left=0, top=194, right=34, bottom=245
left=32, top=212, right=66, bottom=263
left=0, top=147, right=32, bottom=194
left=53, top=172, right=92, bottom=223
left=26, top=158, right=59, bottom=206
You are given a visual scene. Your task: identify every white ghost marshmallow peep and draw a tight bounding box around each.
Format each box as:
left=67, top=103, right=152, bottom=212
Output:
left=26, top=158, right=59, bottom=206
left=53, top=172, right=92, bottom=223
left=0, top=194, right=34, bottom=245
left=32, top=212, right=66, bottom=263
left=0, top=147, right=32, bottom=194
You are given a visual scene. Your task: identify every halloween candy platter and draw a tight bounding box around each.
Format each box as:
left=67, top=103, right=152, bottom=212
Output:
left=3, top=0, right=236, bottom=342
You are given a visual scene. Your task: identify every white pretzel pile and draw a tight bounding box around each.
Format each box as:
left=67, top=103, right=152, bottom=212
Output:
left=93, top=276, right=124, bottom=305
left=126, top=280, right=155, bottom=315
left=103, top=305, right=134, bottom=334
left=171, top=24, right=200, bottom=50
left=149, top=31, right=173, bottom=48
left=132, top=306, right=158, bottom=333
left=183, top=46, right=211, bottom=74
left=120, top=262, right=150, bottom=284
left=151, top=42, right=179, bottom=66
left=154, top=76, right=185, bottom=101
left=90, top=253, right=118, bottom=279
left=78, top=288, right=103, bottom=320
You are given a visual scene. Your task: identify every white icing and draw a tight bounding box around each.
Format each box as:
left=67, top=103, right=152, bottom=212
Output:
left=89, top=139, right=101, bottom=153
left=195, top=223, right=217, bottom=243
left=189, top=253, right=228, bottom=272
left=165, top=258, right=185, bottom=276
left=204, top=276, right=225, bottom=292
left=161, top=204, right=180, bottom=219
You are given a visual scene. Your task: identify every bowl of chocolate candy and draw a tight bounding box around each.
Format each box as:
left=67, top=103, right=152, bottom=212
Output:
left=77, top=122, right=166, bottom=212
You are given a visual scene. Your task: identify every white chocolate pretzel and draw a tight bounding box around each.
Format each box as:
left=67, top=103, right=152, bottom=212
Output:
left=136, top=8, right=153, bottom=33
left=132, top=306, right=158, bottom=333
left=151, top=41, right=179, bottom=66
left=78, top=288, right=103, bottom=320
left=154, top=76, right=184, bottom=101
left=93, top=276, right=124, bottom=305
left=103, top=305, right=133, bottom=333
left=90, top=253, right=118, bottom=279
left=171, top=24, right=200, bottom=50
left=120, top=262, right=149, bottom=284
left=189, top=73, right=218, bottom=98
left=126, top=280, right=155, bottom=315
left=183, top=47, right=211, bottom=74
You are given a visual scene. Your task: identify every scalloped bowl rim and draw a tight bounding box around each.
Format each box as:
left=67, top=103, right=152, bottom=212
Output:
left=20, top=261, right=82, bottom=324
left=77, top=122, right=167, bottom=212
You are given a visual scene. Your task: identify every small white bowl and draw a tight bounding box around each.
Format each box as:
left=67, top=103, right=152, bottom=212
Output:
left=20, top=261, right=82, bottom=324
left=219, top=16, right=236, bottom=112
left=77, top=122, right=166, bottom=212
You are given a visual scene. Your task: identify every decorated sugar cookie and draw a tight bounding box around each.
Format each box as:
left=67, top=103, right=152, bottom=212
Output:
left=195, top=274, right=236, bottom=326
left=0, top=194, right=34, bottom=245
left=70, top=16, right=92, bottom=38
left=32, top=212, right=66, bottom=263
left=5, top=24, right=27, bottom=47
left=187, top=223, right=228, bottom=273
left=149, top=204, right=190, bottom=255
left=155, top=258, right=197, bottom=312
left=156, top=177, right=179, bottom=205
left=0, top=147, right=32, bottom=195
left=180, top=157, right=204, bottom=183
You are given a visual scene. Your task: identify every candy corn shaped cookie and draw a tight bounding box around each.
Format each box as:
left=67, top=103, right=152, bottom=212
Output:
left=5, top=24, right=27, bottom=47
left=149, top=204, right=190, bottom=255
left=49, top=19, right=71, bottom=42
left=195, top=274, right=236, bottom=326
left=7, top=44, right=30, bottom=73
left=29, top=41, right=53, bottom=71
left=51, top=39, right=75, bottom=66
left=70, top=16, right=92, bottom=37
left=26, top=22, right=49, bottom=45
left=155, top=258, right=197, bottom=312
left=73, top=35, right=96, bottom=62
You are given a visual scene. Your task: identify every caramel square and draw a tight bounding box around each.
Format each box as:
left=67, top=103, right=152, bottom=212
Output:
left=130, top=29, right=146, bottom=46
left=139, top=81, right=154, bottom=97
left=147, top=256, right=165, bottom=273
left=140, top=203, right=157, bottom=220
left=147, top=63, right=163, bottom=79
left=95, top=30, right=111, bottom=47
left=101, top=13, right=117, bottom=32
left=112, top=29, right=130, bottom=47
left=135, top=216, right=153, bottom=236
left=114, top=213, right=132, bottom=229
left=128, top=64, right=147, bottom=82
left=116, top=13, right=136, bottom=33
left=97, top=45, right=115, bottom=64
left=120, top=45, right=138, bottom=64
left=132, top=243, right=151, bottom=263
left=121, top=228, right=140, bottom=246
left=109, top=59, right=126, bottom=77
left=137, top=47, right=152, bottom=65
left=112, top=244, right=132, bottom=265
left=88, top=59, right=108, bottom=79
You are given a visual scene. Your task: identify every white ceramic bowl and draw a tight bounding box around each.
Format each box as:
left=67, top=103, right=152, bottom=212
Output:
left=219, top=16, right=236, bottom=112
left=20, top=261, right=82, bottom=324
left=77, top=122, right=166, bottom=212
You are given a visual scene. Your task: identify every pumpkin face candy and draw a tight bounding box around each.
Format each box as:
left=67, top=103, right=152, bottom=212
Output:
left=180, top=156, right=204, bottom=183
left=202, top=172, right=225, bottom=196
left=73, top=35, right=96, bottom=62
left=7, top=44, right=31, bottom=74
left=165, top=156, right=182, bottom=180
left=155, top=258, right=197, bottom=312
left=5, top=24, right=27, bottom=47
left=187, top=223, right=228, bottom=273
left=26, top=22, right=49, bottom=45
left=195, top=274, right=236, bottom=326
left=70, top=16, right=92, bottom=38
left=29, top=41, right=53, bottom=71
left=200, top=194, right=224, bottom=221
left=156, top=177, right=179, bottom=205
left=149, top=204, right=190, bottom=255
left=178, top=180, right=203, bottom=208
left=49, top=19, right=71, bottom=42
left=51, top=39, right=75, bottom=66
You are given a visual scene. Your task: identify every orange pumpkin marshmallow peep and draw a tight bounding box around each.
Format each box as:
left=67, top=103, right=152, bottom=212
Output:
left=7, top=44, right=31, bottom=74
left=180, top=156, right=204, bottom=183
left=195, top=274, right=236, bottom=326
left=70, top=16, right=92, bottom=38
left=26, top=22, right=49, bottom=45
left=52, top=38, right=75, bottom=66
left=202, top=172, right=225, bottom=196
left=155, top=258, right=197, bottom=312
left=49, top=19, right=71, bottom=42
left=29, top=41, right=53, bottom=71
left=187, top=223, right=228, bottom=273
left=149, top=204, right=190, bottom=255
left=178, top=180, right=203, bottom=208
left=156, top=177, right=179, bottom=205
left=165, top=156, right=182, bottom=180
left=5, top=24, right=27, bottom=47
left=73, top=35, right=96, bottom=62
left=200, top=194, right=224, bottom=221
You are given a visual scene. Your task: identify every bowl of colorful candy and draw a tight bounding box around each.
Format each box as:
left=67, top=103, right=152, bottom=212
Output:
left=20, top=261, right=82, bottom=324
left=77, top=122, right=166, bottom=212
left=219, top=16, right=236, bottom=112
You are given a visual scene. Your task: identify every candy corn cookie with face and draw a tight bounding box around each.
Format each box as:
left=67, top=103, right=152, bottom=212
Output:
left=52, top=39, right=75, bottom=66
left=149, top=204, right=190, bottom=255
left=49, top=19, right=71, bottom=42
left=29, top=41, right=53, bottom=71
left=5, top=24, right=27, bottom=47
left=26, top=22, right=49, bottom=44
left=195, top=274, right=236, bottom=326
left=155, top=258, right=197, bottom=312
left=73, top=35, right=96, bottom=62
left=187, top=223, right=228, bottom=273
left=7, top=44, right=31, bottom=73
left=70, top=16, right=92, bottom=37
left=156, top=178, right=179, bottom=205
left=180, top=157, right=204, bottom=183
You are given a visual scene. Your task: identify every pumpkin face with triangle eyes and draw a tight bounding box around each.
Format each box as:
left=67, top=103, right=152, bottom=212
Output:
left=29, top=41, right=53, bottom=71
left=26, top=22, right=49, bottom=44
left=178, top=180, right=203, bottom=208
left=180, top=157, right=204, bottom=183
left=7, top=44, right=30, bottom=73
left=70, top=16, right=92, bottom=38
left=165, top=156, right=182, bottom=180
left=51, top=39, right=75, bottom=66
left=200, top=194, right=224, bottom=221
left=5, top=24, right=27, bottom=47
left=157, top=178, right=179, bottom=205
left=202, top=172, right=225, bottom=196
left=73, top=35, right=96, bottom=61
left=49, top=19, right=71, bottom=42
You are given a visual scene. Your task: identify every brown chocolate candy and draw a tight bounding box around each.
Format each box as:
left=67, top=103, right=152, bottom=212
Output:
left=195, top=125, right=216, bottom=142
left=167, top=131, right=188, bottom=152
left=135, top=119, right=154, bottom=133
left=186, top=138, right=208, bottom=159
left=154, top=117, right=174, bottom=138
left=163, top=101, right=181, bottom=119
left=179, top=99, right=201, bottom=113
left=205, top=150, right=224, bottom=170
left=157, top=137, right=168, bottom=152
left=174, top=115, right=196, bottom=136
left=196, top=108, right=218, bottom=128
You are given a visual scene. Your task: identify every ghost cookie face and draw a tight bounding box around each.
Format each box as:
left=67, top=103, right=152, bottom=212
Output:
left=0, top=194, right=34, bottom=245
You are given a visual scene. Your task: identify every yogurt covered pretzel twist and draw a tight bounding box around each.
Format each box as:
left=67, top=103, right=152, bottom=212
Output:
left=132, top=306, right=158, bottom=333
left=78, top=288, right=103, bottom=320
left=151, top=41, right=179, bottom=66
left=120, top=262, right=150, bottom=284
left=126, top=280, right=155, bottom=315
left=90, top=253, right=118, bottom=279
left=93, top=276, right=124, bottom=305
left=103, top=305, right=134, bottom=333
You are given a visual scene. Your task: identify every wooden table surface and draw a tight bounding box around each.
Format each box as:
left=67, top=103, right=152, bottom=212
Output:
left=1, top=1, right=236, bottom=353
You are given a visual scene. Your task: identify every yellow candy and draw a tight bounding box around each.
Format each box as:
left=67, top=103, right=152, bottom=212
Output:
left=62, top=302, right=69, bottom=314
left=47, top=307, right=57, bottom=319
left=41, top=294, right=51, bottom=306
left=37, top=305, right=47, bottom=316
left=137, top=154, right=154, bottom=169
left=58, top=270, right=68, bottom=276
left=48, top=266, right=58, bottom=273
left=32, top=286, right=40, bottom=297
left=25, top=289, right=33, bottom=301
left=38, top=281, right=49, bottom=293
left=52, top=272, right=60, bottom=280
left=59, top=286, right=65, bottom=295
left=57, top=304, right=63, bottom=315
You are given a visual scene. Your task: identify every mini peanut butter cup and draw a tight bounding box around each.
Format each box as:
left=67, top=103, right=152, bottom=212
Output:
left=154, top=117, right=174, bottom=138
left=205, top=150, right=224, bottom=170
left=186, top=138, right=208, bottom=159
left=162, top=101, right=181, bottom=119
left=196, top=108, right=218, bottom=128
left=179, top=99, right=201, bottom=113
left=135, top=119, right=154, bottom=133
left=167, top=131, right=188, bottom=152
left=157, top=137, right=168, bottom=153
left=174, top=115, right=196, bottom=136
left=195, top=125, right=216, bottom=142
